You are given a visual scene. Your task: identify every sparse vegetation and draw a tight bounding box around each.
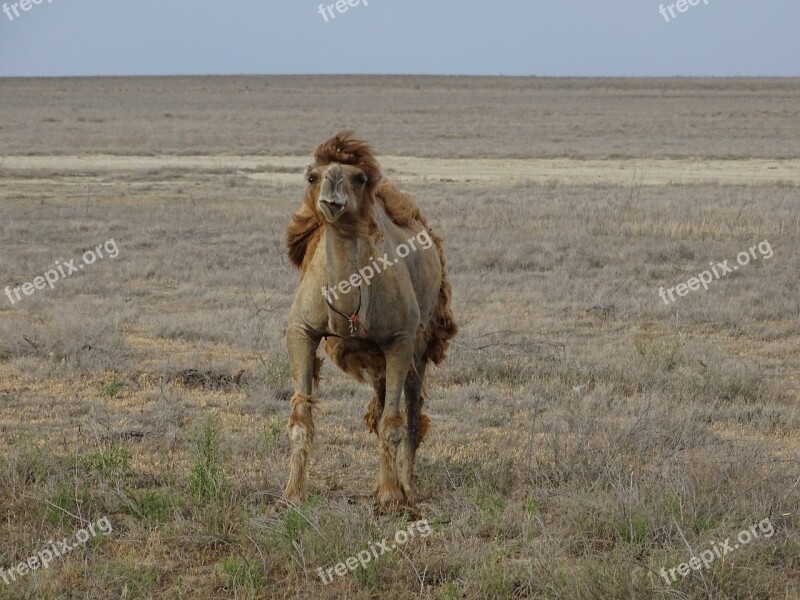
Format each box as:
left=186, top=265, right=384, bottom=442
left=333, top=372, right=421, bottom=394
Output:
left=189, top=416, right=228, bottom=506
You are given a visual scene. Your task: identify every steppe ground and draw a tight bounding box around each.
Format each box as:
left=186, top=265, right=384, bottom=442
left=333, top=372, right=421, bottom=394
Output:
left=0, top=77, right=798, bottom=599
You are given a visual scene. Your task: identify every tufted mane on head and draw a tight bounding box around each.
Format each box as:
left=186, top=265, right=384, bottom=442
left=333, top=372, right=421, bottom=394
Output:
left=312, top=130, right=382, bottom=190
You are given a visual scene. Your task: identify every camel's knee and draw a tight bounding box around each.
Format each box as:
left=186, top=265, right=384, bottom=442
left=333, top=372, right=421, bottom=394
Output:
left=288, top=391, right=315, bottom=422
left=289, top=423, right=307, bottom=449
left=388, top=426, right=405, bottom=446
left=378, top=414, right=407, bottom=447
left=287, top=392, right=315, bottom=448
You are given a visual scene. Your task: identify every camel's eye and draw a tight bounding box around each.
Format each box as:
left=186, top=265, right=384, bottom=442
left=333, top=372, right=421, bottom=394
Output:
left=307, top=173, right=318, bottom=185
left=354, top=173, right=368, bottom=186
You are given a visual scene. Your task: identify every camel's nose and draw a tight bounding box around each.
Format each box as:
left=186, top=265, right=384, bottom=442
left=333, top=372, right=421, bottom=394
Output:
left=319, top=177, right=337, bottom=202
left=319, top=174, right=347, bottom=206
left=318, top=175, right=348, bottom=222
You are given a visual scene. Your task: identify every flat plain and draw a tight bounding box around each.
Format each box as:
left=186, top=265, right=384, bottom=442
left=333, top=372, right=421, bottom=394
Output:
left=0, top=77, right=798, bottom=599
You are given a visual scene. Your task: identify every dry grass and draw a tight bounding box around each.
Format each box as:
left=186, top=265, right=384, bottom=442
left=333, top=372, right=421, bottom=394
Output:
left=0, top=77, right=798, bottom=599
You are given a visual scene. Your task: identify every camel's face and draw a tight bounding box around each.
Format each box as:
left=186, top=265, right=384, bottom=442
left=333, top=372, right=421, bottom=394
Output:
left=307, top=163, right=369, bottom=224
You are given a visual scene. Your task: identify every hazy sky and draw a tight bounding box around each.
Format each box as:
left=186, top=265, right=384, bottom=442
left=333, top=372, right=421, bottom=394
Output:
left=0, top=0, right=798, bottom=77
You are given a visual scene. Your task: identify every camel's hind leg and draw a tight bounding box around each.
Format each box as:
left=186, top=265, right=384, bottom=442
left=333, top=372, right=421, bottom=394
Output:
left=364, top=376, right=385, bottom=434
left=404, top=359, right=429, bottom=483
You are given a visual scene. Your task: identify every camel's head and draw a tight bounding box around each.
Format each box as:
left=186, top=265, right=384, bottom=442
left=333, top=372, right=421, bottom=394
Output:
left=304, top=130, right=382, bottom=229
left=308, top=163, right=371, bottom=224
left=287, top=131, right=383, bottom=268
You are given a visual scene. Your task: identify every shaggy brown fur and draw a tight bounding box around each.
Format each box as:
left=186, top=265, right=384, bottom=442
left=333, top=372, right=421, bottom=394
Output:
left=283, top=131, right=457, bottom=509
left=287, top=135, right=457, bottom=365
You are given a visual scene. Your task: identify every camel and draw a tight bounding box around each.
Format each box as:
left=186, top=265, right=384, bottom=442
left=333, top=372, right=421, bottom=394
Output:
left=283, top=131, right=457, bottom=509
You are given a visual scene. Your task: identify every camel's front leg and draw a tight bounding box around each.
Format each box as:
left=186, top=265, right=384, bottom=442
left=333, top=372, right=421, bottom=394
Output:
left=284, top=328, right=320, bottom=503
left=376, top=339, right=414, bottom=508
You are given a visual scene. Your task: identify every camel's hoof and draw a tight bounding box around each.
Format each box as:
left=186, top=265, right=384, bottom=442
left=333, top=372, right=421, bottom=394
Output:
left=375, top=487, right=413, bottom=514
left=376, top=486, right=404, bottom=505
left=376, top=500, right=418, bottom=518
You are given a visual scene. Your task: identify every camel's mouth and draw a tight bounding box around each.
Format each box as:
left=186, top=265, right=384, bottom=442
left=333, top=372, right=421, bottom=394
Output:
left=319, top=199, right=347, bottom=222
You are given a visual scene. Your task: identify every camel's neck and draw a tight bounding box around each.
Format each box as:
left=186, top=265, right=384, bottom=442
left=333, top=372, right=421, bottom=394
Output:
left=323, top=227, right=372, bottom=316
